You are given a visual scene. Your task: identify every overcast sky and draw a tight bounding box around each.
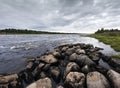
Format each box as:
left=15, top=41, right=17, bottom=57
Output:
left=0, top=0, right=120, bottom=33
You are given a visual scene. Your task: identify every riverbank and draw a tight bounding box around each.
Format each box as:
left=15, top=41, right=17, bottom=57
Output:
left=0, top=43, right=120, bottom=88
left=90, top=33, right=120, bottom=59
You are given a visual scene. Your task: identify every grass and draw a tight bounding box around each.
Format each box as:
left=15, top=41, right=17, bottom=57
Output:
left=90, top=33, right=120, bottom=52
left=112, top=54, right=120, bottom=59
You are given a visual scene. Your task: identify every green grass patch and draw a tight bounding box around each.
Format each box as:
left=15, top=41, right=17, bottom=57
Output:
left=90, top=34, right=120, bottom=52
left=112, top=54, right=120, bottom=59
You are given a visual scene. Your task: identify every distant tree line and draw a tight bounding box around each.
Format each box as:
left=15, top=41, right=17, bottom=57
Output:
left=95, top=28, right=120, bottom=36
left=0, top=28, right=66, bottom=34
left=95, top=28, right=120, bottom=34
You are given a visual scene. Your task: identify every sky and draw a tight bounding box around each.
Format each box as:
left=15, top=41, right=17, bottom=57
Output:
left=0, top=0, right=120, bottom=33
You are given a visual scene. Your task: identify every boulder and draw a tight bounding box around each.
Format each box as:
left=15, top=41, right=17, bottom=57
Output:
left=75, top=45, right=81, bottom=49
left=64, top=72, right=85, bottom=88
left=76, top=54, right=96, bottom=67
left=84, top=44, right=93, bottom=49
left=27, top=77, right=52, bottom=88
left=108, top=58, right=120, bottom=68
left=50, top=66, right=61, bottom=83
left=0, top=74, right=18, bottom=84
left=40, top=54, right=58, bottom=65
left=87, top=71, right=110, bottom=88
left=76, top=49, right=85, bottom=55
left=65, top=48, right=75, bottom=56
left=0, top=74, right=21, bottom=88
left=56, top=85, right=64, bottom=88
left=20, top=70, right=34, bottom=84
left=26, top=57, right=36, bottom=62
left=26, top=62, right=35, bottom=71
left=61, top=46, right=68, bottom=52
left=0, top=84, right=8, bottom=88
left=81, top=65, right=91, bottom=74
left=52, top=51, right=61, bottom=58
left=63, top=62, right=80, bottom=79
left=89, top=53, right=100, bottom=63
left=95, top=66, right=108, bottom=75
left=107, top=70, right=120, bottom=88
left=9, top=80, right=21, bottom=88
left=69, top=53, right=77, bottom=61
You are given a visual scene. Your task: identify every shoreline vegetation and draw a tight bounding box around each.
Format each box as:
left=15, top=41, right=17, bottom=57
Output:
left=90, top=28, right=120, bottom=59
left=0, top=28, right=76, bottom=34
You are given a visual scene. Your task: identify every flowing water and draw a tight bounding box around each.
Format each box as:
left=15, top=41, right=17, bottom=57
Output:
left=0, top=34, right=118, bottom=74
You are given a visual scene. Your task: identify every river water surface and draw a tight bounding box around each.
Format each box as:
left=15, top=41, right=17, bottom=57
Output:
left=0, top=34, right=118, bottom=74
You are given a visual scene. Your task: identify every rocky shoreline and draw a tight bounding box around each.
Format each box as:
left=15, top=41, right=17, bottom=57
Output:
left=0, top=43, right=120, bottom=88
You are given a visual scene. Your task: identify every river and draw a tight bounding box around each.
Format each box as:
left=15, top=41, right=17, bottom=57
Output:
left=0, top=34, right=118, bottom=74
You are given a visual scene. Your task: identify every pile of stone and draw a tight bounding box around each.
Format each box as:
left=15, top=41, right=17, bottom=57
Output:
left=0, top=43, right=120, bottom=88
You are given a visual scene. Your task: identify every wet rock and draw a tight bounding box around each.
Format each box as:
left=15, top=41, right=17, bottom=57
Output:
left=95, top=47, right=104, bottom=51
left=50, top=66, right=61, bottom=83
left=65, top=48, right=75, bottom=56
left=87, top=71, right=110, bottom=88
left=76, top=54, right=96, bottom=67
left=75, top=45, right=81, bottom=49
left=108, top=58, right=120, bottom=68
left=107, top=70, right=120, bottom=88
left=69, top=53, right=77, bottom=61
left=27, top=77, right=52, bottom=88
left=0, top=74, right=21, bottom=88
left=34, top=71, right=48, bottom=81
left=0, top=74, right=18, bottom=84
left=57, top=85, right=64, bottom=88
left=89, top=53, right=100, bottom=63
left=0, top=84, right=8, bottom=88
left=61, top=46, right=68, bottom=52
left=9, top=80, right=21, bottom=88
left=52, top=51, right=61, bottom=58
left=40, top=54, right=58, bottom=65
left=81, top=65, right=91, bottom=74
left=95, top=66, right=108, bottom=75
left=63, top=62, right=80, bottom=79
left=26, top=62, right=35, bottom=71
left=76, top=49, right=86, bottom=54
left=20, top=70, right=34, bottom=84
left=100, top=53, right=111, bottom=62
left=33, top=63, right=50, bottom=80
left=64, top=72, right=85, bottom=88
left=26, top=57, right=36, bottom=62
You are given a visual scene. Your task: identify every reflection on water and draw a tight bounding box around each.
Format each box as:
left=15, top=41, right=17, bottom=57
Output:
left=0, top=34, right=118, bottom=73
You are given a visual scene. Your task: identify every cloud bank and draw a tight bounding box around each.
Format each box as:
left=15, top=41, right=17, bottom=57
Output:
left=0, top=0, right=120, bottom=33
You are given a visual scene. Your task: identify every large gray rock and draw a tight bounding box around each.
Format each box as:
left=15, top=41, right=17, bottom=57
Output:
left=0, top=74, right=20, bottom=88
left=40, top=54, right=58, bottom=65
left=64, top=72, right=85, bottom=88
left=61, top=46, right=69, bottom=52
left=0, top=74, right=18, bottom=84
left=87, top=71, right=110, bottom=88
left=50, top=66, right=61, bottom=83
left=81, top=65, right=91, bottom=74
left=76, top=54, right=96, bottom=67
left=0, top=84, right=8, bottom=88
left=63, top=62, right=80, bottom=79
left=69, top=53, right=77, bottom=61
left=52, top=51, right=61, bottom=58
left=27, top=77, right=52, bottom=88
left=107, top=70, right=120, bottom=88
left=65, top=48, right=75, bottom=56
left=76, top=49, right=86, bottom=55
left=89, top=53, right=100, bottom=63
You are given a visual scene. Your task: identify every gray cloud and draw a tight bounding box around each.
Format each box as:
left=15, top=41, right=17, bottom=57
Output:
left=0, top=0, right=120, bottom=33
